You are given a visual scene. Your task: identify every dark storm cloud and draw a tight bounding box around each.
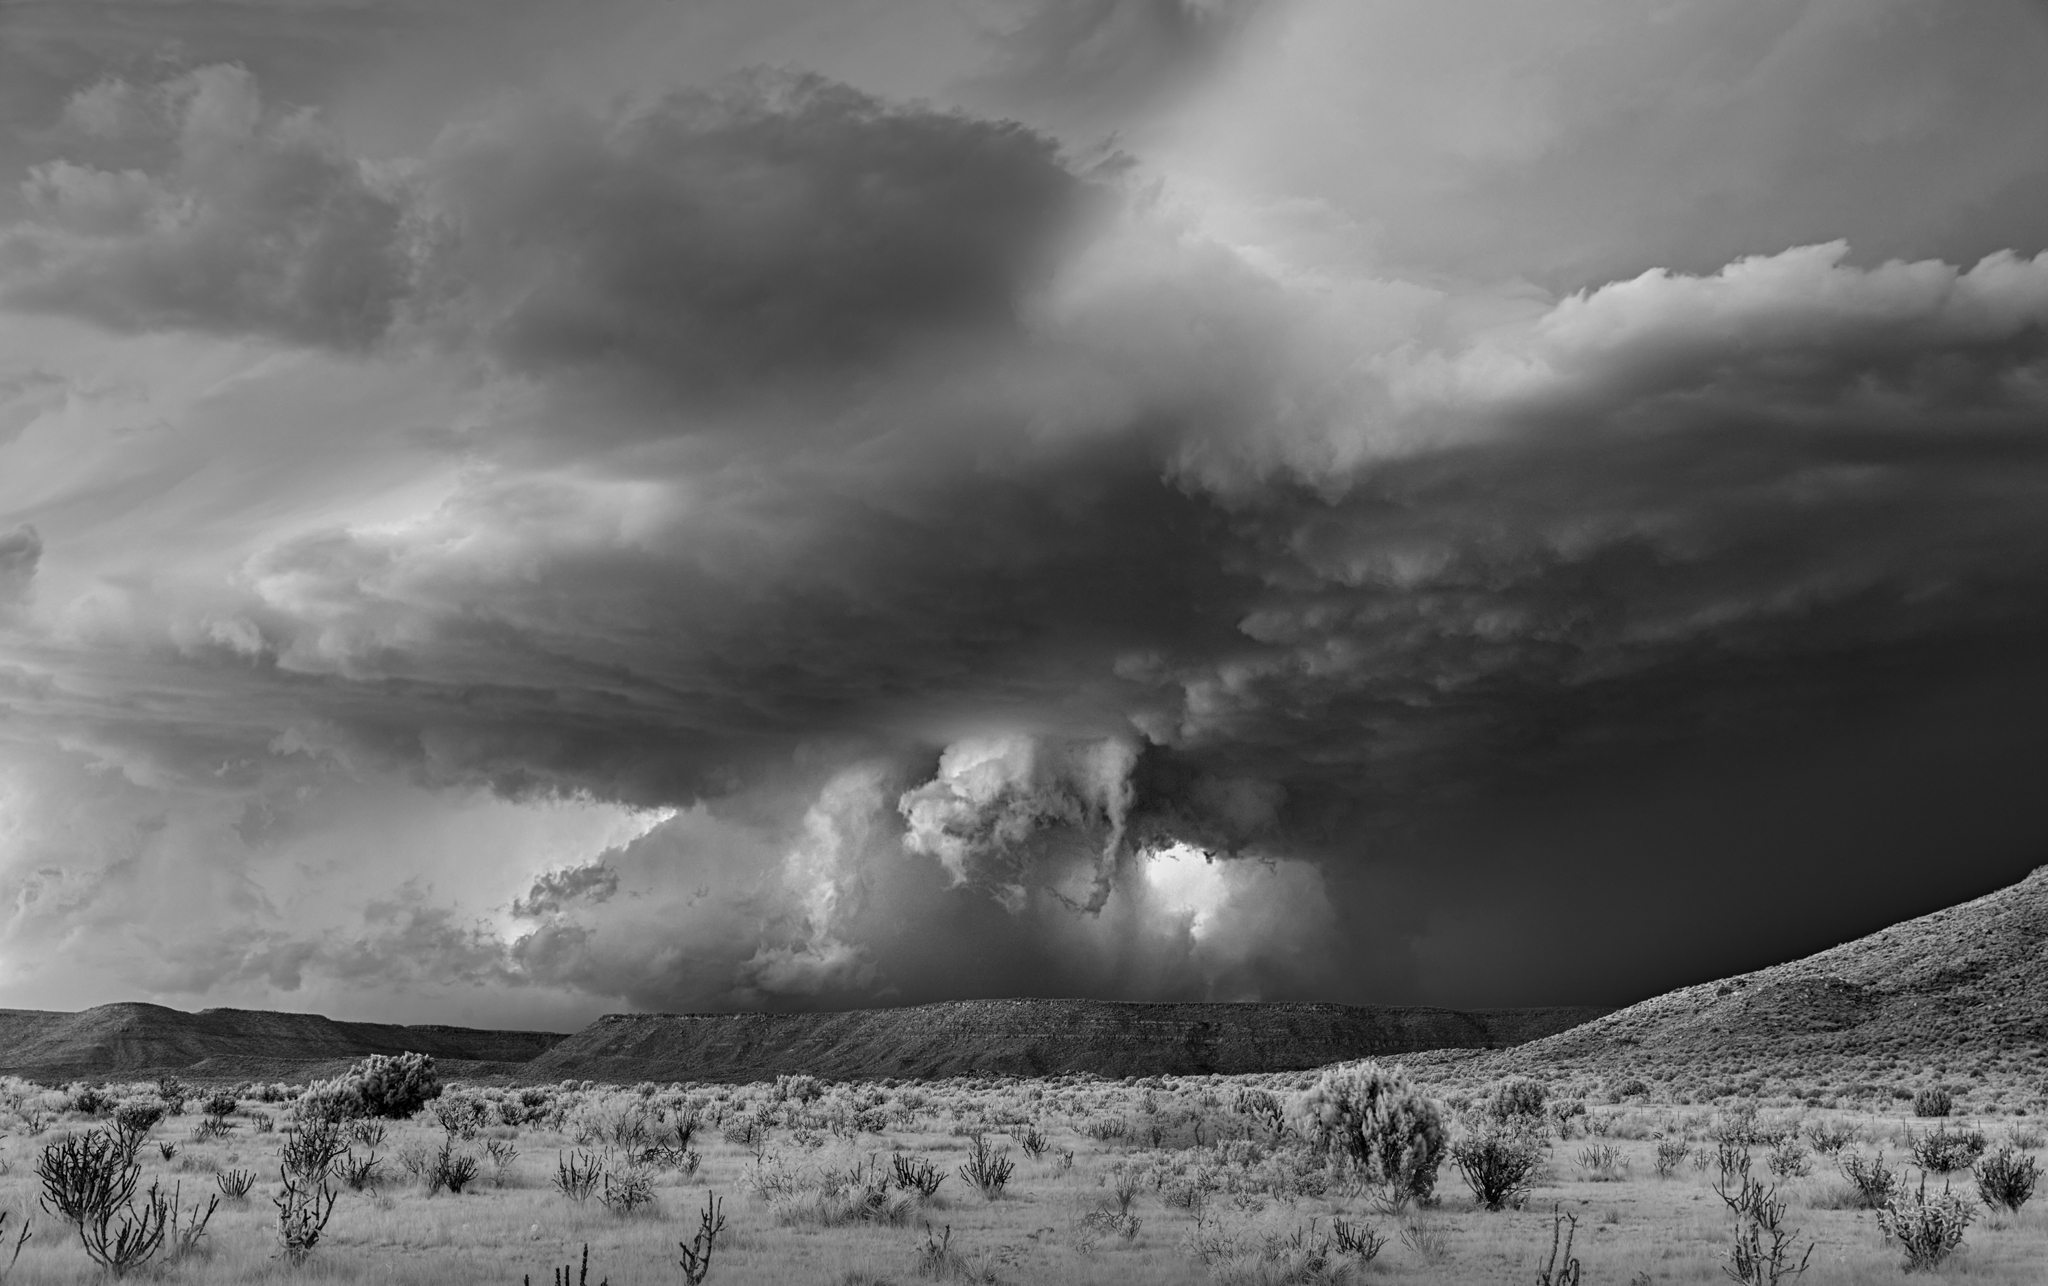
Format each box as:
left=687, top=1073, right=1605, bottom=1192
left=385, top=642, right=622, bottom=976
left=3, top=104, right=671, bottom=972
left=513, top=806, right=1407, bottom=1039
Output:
left=425, top=72, right=1086, bottom=407
left=8, top=14, right=2048, bottom=1021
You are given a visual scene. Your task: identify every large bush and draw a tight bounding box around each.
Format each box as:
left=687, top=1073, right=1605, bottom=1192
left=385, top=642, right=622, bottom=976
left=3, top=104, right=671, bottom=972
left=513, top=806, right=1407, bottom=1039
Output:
left=303, top=1053, right=442, bottom=1121
left=1289, top=1060, right=1448, bottom=1202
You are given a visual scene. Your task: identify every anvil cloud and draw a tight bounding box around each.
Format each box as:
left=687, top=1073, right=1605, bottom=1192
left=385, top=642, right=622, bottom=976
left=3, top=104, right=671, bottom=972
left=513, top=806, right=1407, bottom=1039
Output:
left=2, top=0, right=2047, bottom=1028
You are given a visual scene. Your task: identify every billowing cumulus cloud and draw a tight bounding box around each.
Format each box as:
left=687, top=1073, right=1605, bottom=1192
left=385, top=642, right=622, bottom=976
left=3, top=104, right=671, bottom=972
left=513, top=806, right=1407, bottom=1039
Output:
left=1, top=1, right=2047, bottom=1024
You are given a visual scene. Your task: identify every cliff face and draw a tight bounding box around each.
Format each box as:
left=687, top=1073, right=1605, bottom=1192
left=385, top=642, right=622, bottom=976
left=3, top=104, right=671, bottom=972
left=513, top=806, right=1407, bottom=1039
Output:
left=521, top=999, right=1609, bottom=1083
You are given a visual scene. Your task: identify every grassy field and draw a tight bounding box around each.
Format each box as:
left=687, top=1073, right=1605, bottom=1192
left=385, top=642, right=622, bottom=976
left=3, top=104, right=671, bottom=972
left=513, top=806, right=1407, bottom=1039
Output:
left=0, top=1070, right=2042, bottom=1284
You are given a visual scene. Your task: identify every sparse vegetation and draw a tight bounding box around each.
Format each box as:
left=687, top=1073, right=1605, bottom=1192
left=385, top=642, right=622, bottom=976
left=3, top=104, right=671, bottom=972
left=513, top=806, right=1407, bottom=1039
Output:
left=2, top=1060, right=2048, bottom=1283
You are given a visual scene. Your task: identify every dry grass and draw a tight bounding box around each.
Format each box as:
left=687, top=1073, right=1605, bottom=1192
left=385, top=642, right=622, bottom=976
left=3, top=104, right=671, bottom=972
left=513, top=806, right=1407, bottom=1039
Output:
left=0, top=1073, right=2043, bottom=1284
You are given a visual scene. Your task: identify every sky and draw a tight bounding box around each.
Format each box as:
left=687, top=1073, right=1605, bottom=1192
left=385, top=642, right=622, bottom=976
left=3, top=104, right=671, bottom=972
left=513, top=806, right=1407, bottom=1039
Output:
left=2, top=0, right=2047, bottom=1031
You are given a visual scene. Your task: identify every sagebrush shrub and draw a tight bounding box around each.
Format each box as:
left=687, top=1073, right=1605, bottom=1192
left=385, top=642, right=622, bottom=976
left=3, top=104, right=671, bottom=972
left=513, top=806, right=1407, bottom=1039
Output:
left=1486, top=1077, right=1549, bottom=1123
left=1290, top=1060, right=1449, bottom=1202
left=1912, top=1086, right=1954, bottom=1119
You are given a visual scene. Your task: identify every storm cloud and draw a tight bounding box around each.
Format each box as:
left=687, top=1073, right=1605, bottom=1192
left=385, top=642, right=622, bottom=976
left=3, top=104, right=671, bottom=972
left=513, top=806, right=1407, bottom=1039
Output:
left=2, top=0, right=2048, bottom=1026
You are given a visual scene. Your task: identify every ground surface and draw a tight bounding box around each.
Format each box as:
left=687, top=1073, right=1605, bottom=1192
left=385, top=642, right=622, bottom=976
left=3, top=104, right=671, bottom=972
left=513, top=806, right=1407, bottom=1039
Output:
left=0, top=1072, right=2042, bottom=1285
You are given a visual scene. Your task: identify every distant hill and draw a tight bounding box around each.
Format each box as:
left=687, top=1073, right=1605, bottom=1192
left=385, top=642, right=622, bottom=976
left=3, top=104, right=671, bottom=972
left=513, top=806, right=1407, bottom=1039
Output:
left=1433, top=865, right=2048, bottom=1088
left=0, top=1002, right=566, bottom=1083
left=521, top=1000, right=1609, bottom=1083
left=0, top=998, right=1602, bottom=1085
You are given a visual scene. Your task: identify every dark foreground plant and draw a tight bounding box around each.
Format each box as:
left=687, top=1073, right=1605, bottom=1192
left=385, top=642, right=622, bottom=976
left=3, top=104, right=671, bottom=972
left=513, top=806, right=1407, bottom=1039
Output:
left=1717, top=1160, right=1814, bottom=1285
left=1975, top=1143, right=2039, bottom=1213
left=37, top=1130, right=137, bottom=1226
left=1452, top=1125, right=1544, bottom=1211
left=0, top=1208, right=30, bottom=1283
left=678, top=1191, right=726, bottom=1286
left=958, top=1134, right=1014, bottom=1199
left=273, top=1166, right=338, bottom=1265
left=555, top=1150, right=602, bottom=1201
left=1534, top=1206, right=1580, bottom=1286
left=525, top=1243, right=608, bottom=1286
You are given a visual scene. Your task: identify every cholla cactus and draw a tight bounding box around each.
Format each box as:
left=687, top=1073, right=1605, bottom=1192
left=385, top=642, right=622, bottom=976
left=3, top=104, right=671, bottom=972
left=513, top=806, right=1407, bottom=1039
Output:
left=1289, top=1061, right=1448, bottom=1201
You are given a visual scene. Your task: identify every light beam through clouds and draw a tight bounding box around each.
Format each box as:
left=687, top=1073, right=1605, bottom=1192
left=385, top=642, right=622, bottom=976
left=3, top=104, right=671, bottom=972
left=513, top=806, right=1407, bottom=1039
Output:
left=2, top=0, right=2047, bottom=1024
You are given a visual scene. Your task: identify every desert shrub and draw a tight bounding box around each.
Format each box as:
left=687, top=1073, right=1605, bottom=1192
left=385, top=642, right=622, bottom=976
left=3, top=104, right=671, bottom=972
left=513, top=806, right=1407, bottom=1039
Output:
left=2006, top=1122, right=2045, bottom=1150
left=1290, top=1060, right=1449, bottom=1202
left=1654, top=1139, right=1691, bottom=1178
left=1576, top=1143, right=1626, bottom=1181
left=433, top=1089, right=492, bottom=1139
left=677, top=1192, right=726, bottom=1286
left=1908, top=1124, right=1986, bottom=1174
left=273, top=1167, right=337, bottom=1266
left=427, top=1139, right=480, bottom=1195
left=1485, top=1077, right=1549, bottom=1124
left=279, top=1116, right=346, bottom=1181
left=1610, top=1077, right=1651, bottom=1102
left=1766, top=1136, right=1811, bottom=1179
left=1974, top=1143, right=2039, bottom=1212
left=556, top=1149, right=604, bottom=1201
left=36, top=1129, right=138, bottom=1225
left=336, top=1148, right=382, bottom=1192
left=217, top=1168, right=255, bottom=1199
left=109, top=1099, right=165, bottom=1160
left=1717, top=1163, right=1814, bottom=1286
left=1451, top=1125, right=1544, bottom=1210
left=68, top=1084, right=112, bottom=1117
left=77, top=1177, right=175, bottom=1277
left=959, top=1133, right=1014, bottom=1199
left=310, top=1052, right=440, bottom=1121
left=892, top=1153, right=946, bottom=1199
left=599, top=1163, right=655, bottom=1216
left=199, top=1090, right=238, bottom=1121
left=1839, top=1149, right=1901, bottom=1209
left=773, top=1074, right=822, bottom=1104
left=1802, top=1119, right=1857, bottom=1154
left=153, top=1077, right=187, bottom=1116
left=1331, top=1215, right=1387, bottom=1261
left=1912, top=1086, right=1954, bottom=1119
left=348, top=1118, right=387, bottom=1147
left=1547, top=1098, right=1587, bottom=1139
left=1877, top=1175, right=1975, bottom=1272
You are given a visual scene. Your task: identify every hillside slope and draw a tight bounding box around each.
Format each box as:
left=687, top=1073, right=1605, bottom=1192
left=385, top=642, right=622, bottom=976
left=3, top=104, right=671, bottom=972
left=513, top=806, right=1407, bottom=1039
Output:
left=522, top=999, right=1608, bottom=1083
left=0, top=1003, right=566, bottom=1082
left=1443, top=865, right=2048, bottom=1087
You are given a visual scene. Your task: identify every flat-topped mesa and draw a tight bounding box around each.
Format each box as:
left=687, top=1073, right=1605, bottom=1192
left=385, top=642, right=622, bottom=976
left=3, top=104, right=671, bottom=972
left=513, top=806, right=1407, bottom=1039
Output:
left=521, top=999, right=1608, bottom=1083
left=0, top=1001, right=568, bottom=1082
left=0, top=997, right=1602, bottom=1084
